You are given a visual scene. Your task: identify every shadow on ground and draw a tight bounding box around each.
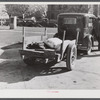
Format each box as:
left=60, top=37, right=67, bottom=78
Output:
left=1, top=43, right=100, bottom=84
left=1, top=42, right=22, bottom=50
left=0, top=43, right=68, bottom=84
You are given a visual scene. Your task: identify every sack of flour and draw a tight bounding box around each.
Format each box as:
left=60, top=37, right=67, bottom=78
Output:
left=44, top=38, right=62, bottom=49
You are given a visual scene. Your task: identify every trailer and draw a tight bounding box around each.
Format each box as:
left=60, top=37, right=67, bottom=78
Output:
left=19, top=13, right=80, bottom=71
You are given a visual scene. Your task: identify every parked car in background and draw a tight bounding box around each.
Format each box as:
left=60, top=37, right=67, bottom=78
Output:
left=32, top=23, right=42, bottom=27
left=24, top=20, right=34, bottom=27
left=17, top=18, right=41, bottom=27
left=36, top=20, right=58, bottom=28
left=47, top=22, right=58, bottom=27
left=17, top=17, right=57, bottom=28
left=17, top=20, right=23, bottom=26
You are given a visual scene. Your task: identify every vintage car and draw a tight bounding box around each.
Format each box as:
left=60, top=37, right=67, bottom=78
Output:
left=55, top=13, right=97, bottom=55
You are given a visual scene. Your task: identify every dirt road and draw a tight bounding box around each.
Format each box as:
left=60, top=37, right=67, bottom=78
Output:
left=0, top=27, right=100, bottom=89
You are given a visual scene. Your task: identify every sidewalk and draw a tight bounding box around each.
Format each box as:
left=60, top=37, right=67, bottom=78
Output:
left=0, top=26, right=10, bottom=30
left=0, top=26, right=57, bottom=34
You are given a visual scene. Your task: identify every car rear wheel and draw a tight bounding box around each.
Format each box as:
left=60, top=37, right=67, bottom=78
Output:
left=66, top=44, right=77, bottom=71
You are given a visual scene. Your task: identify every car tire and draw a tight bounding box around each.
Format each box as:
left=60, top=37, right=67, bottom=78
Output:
left=66, top=44, right=77, bottom=71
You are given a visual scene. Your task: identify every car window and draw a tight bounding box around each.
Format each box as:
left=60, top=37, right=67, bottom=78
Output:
left=63, top=18, right=77, bottom=24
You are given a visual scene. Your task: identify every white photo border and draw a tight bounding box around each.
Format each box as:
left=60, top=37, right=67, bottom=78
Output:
left=0, top=1, right=100, bottom=98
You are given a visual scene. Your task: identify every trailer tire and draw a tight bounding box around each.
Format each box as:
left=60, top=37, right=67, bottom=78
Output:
left=66, top=44, right=77, bottom=71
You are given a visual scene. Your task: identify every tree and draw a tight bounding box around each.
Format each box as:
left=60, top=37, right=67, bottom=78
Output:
left=5, top=4, right=29, bottom=18
left=5, top=4, right=47, bottom=20
left=28, top=5, right=47, bottom=20
left=62, top=5, right=89, bottom=13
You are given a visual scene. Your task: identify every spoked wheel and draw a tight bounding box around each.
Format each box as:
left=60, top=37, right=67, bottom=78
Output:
left=66, top=44, right=77, bottom=71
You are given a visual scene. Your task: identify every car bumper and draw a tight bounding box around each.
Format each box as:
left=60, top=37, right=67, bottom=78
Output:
left=77, top=44, right=88, bottom=50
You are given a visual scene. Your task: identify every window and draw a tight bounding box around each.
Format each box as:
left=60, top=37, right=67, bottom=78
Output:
left=63, top=18, right=77, bottom=24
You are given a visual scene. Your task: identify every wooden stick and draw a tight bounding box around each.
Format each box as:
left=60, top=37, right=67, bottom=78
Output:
left=61, top=30, right=66, bottom=59
left=76, top=28, right=80, bottom=45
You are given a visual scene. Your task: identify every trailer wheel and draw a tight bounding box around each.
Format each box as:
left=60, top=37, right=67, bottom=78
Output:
left=23, top=56, right=36, bottom=66
left=66, top=44, right=77, bottom=71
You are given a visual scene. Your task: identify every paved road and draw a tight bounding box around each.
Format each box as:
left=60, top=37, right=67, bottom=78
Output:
left=0, top=27, right=100, bottom=89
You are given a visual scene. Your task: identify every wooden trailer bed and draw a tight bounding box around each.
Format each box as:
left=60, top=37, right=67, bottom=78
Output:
left=19, top=48, right=56, bottom=59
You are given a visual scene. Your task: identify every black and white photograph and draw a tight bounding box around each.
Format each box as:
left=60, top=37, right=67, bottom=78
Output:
left=0, top=1, right=100, bottom=97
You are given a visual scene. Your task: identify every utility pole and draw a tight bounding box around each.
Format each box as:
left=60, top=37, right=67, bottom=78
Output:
left=98, top=5, right=100, bottom=17
left=22, top=14, right=25, bottom=50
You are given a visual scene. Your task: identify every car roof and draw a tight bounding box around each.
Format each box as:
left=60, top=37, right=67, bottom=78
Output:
left=58, top=13, right=96, bottom=18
